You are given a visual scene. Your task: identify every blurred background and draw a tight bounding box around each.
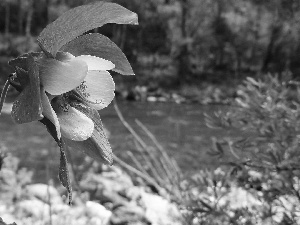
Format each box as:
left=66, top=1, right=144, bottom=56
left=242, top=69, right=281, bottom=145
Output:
left=1, top=0, right=300, bottom=180
left=2, top=1, right=300, bottom=224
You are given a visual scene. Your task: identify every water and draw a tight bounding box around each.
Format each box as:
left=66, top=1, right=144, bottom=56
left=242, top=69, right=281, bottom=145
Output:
left=0, top=101, right=227, bottom=182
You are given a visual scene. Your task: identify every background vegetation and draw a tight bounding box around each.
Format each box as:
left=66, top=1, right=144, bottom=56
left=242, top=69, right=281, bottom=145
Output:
left=1, top=0, right=300, bottom=90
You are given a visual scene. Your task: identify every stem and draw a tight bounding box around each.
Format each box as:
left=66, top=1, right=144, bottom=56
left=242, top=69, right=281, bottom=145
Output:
left=113, top=154, right=165, bottom=196
left=0, top=79, right=11, bottom=116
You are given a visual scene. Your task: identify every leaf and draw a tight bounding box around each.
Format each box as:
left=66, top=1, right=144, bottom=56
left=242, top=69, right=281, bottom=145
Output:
left=9, top=52, right=42, bottom=71
left=15, top=67, right=29, bottom=88
left=58, top=141, right=72, bottom=205
left=39, top=117, right=60, bottom=143
left=11, top=56, right=43, bottom=124
left=37, top=2, right=138, bottom=57
left=61, top=33, right=134, bottom=75
left=63, top=103, right=113, bottom=165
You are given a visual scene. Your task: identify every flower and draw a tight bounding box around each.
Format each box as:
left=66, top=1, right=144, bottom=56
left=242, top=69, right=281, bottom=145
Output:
left=7, top=1, right=138, bottom=165
left=37, top=51, right=115, bottom=141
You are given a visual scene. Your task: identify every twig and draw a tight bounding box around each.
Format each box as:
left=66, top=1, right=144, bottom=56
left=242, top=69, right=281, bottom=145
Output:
left=126, top=150, right=150, bottom=177
left=113, top=99, right=148, bottom=150
left=113, top=154, right=166, bottom=196
left=135, top=119, right=181, bottom=179
left=133, top=139, right=165, bottom=184
left=0, top=79, right=10, bottom=116
left=113, top=100, right=165, bottom=182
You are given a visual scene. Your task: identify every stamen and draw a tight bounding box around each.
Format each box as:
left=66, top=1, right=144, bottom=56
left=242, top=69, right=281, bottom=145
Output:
left=76, top=81, right=90, bottom=98
left=74, top=82, right=103, bottom=105
left=53, top=95, right=70, bottom=112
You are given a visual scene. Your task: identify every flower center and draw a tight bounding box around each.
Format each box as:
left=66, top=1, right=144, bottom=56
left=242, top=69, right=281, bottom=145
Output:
left=52, top=95, right=70, bottom=113
left=76, top=81, right=90, bottom=98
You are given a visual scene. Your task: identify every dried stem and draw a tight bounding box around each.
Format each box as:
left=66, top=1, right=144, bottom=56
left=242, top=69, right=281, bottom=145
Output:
left=0, top=79, right=10, bottom=116
left=126, top=150, right=150, bottom=177
left=135, top=119, right=181, bottom=179
left=113, top=154, right=166, bottom=196
left=113, top=99, right=182, bottom=199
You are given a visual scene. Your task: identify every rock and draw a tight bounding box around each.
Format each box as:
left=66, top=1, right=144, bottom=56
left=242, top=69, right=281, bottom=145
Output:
left=125, top=186, right=144, bottom=202
left=110, top=202, right=147, bottom=225
left=95, top=189, right=129, bottom=206
left=0, top=216, right=17, bottom=225
left=16, top=199, right=49, bottom=218
left=80, top=165, right=134, bottom=204
left=85, top=201, right=112, bottom=224
left=139, top=192, right=182, bottom=225
left=0, top=217, right=16, bottom=225
left=25, top=183, right=63, bottom=204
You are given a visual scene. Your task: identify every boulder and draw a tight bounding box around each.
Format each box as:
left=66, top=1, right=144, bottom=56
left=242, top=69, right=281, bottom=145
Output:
left=110, top=202, right=147, bottom=225
left=85, top=201, right=112, bottom=224
left=139, top=192, right=182, bottom=225
left=25, top=183, right=63, bottom=204
left=16, top=199, right=49, bottom=218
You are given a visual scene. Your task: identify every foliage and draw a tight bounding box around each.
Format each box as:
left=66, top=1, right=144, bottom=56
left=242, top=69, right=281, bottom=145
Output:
left=1, top=0, right=300, bottom=85
left=193, top=74, right=300, bottom=224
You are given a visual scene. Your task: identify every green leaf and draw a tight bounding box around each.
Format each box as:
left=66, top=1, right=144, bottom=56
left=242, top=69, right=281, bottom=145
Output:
left=60, top=33, right=134, bottom=75
left=40, top=117, right=60, bottom=143
left=58, top=141, right=72, bottom=205
left=11, top=56, right=43, bottom=124
left=63, top=104, right=113, bottom=165
left=9, top=52, right=42, bottom=71
left=15, top=67, right=29, bottom=88
left=37, top=2, right=138, bottom=57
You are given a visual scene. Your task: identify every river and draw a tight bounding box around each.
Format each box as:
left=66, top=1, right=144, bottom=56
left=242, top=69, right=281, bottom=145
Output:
left=0, top=101, right=227, bottom=182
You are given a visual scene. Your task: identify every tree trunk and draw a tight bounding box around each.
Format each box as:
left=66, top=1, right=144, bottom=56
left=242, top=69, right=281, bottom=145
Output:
left=261, top=24, right=281, bottom=72
left=177, top=0, right=189, bottom=85
left=5, top=1, right=10, bottom=36
left=18, top=0, right=23, bottom=34
left=25, top=0, right=34, bottom=37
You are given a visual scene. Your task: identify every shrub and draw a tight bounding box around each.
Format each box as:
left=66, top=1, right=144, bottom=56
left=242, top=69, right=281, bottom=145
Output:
left=195, top=73, right=300, bottom=224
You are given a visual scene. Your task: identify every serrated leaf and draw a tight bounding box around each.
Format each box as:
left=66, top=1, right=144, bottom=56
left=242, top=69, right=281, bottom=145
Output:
left=37, top=2, right=138, bottom=57
left=63, top=104, right=113, bottom=165
left=11, top=56, right=43, bottom=124
left=61, top=33, right=134, bottom=75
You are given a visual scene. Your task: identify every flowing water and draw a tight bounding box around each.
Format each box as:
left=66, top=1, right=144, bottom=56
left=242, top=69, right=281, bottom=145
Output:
left=0, top=101, right=228, bottom=181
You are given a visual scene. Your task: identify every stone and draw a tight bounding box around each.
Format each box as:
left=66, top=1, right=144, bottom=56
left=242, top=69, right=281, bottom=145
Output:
left=110, top=202, right=147, bottom=225
left=25, top=183, right=63, bottom=204
left=0, top=216, right=17, bottom=225
left=16, top=199, right=49, bottom=218
left=85, top=201, right=112, bottom=224
left=139, top=192, right=182, bottom=225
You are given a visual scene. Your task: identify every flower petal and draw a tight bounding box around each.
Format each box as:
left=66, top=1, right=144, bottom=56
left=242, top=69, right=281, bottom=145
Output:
left=57, top=106, right=94, bottom=141
left=41, top=90, right=61, bottom=140
left=75, top=55, right=115, bottom=71
left=63, top=103, right=113, bottom=164
left=76, top=71, right=115, bottom=110
left=39, top=57, right=88, bottom=95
